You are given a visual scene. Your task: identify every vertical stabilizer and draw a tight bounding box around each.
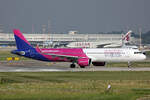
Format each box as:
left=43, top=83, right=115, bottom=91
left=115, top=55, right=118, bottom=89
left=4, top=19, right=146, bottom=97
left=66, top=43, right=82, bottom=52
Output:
left=122, top=30, right=132, bottom=42
left=13, top=29, right=33, bottom=50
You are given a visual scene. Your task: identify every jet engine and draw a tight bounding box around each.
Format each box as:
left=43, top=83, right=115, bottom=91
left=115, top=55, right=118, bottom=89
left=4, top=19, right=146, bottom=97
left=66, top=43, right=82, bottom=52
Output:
left=11, top=50, right=25, bottom=56
left=92, top=62, right=105, bottom=66
left=77, top=58, right=91, bottom=68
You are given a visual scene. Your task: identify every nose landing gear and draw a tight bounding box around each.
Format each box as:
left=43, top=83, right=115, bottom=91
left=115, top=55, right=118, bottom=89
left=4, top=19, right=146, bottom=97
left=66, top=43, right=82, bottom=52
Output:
left=70, top=63, right=86, bottom=68
left=128, top=61, right=131, bottom=68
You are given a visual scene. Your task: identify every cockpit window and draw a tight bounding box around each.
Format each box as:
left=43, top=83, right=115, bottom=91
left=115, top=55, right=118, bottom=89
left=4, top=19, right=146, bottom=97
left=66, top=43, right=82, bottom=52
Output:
left=134, top=52, right=142, bottom=54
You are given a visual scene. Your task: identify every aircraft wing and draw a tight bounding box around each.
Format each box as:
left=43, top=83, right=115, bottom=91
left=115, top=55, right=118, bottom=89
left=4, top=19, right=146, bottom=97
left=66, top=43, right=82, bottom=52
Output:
left=96, top=43, right=112, bottom=48
left=41, top=53, right=86, bottom=61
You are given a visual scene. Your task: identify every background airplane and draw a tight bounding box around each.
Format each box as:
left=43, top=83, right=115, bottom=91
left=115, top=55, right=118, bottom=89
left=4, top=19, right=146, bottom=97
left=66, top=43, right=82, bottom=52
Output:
left=66, top=30, right=132, bottom=48
left=11, top=29, right=146, bottom=68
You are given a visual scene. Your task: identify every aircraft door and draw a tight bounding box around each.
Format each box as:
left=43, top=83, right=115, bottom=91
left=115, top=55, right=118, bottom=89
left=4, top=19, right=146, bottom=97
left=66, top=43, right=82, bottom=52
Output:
left=125, top=49, right=130, bottom=58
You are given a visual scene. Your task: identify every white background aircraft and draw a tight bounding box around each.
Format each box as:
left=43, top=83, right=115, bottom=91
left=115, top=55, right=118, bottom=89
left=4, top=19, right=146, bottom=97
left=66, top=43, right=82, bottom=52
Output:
left=67, top=31, right=132, bottom=48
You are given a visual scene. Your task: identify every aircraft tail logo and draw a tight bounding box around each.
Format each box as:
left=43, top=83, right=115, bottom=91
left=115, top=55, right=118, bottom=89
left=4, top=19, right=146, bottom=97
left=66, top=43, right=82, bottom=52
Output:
left=122, top=30, right=132, bottom=42
left=13, top=29, right=33, bottom=50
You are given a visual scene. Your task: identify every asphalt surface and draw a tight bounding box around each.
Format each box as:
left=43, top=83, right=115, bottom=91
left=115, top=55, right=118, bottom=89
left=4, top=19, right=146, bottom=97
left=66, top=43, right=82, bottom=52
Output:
left=0, top=62, right=150, bottom=72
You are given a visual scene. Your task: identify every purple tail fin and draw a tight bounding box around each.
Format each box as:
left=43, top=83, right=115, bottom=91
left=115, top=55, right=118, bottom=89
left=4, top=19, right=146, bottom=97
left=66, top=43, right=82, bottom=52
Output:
left=13, top=29, right=33, bottom=50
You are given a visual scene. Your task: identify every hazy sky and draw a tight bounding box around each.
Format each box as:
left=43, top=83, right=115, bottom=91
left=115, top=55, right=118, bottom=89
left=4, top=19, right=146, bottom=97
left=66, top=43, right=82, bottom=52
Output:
left=0, top=0, right=150, bottom=33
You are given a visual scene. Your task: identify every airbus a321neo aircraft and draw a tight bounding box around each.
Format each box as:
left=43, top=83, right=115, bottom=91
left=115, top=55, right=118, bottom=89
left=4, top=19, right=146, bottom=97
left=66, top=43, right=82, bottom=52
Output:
left=11, top=29, right=146, bottom=68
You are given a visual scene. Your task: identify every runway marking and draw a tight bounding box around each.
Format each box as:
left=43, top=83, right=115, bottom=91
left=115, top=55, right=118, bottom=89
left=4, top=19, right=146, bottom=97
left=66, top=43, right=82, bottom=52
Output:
left=1, top=66, right=150, bottom=72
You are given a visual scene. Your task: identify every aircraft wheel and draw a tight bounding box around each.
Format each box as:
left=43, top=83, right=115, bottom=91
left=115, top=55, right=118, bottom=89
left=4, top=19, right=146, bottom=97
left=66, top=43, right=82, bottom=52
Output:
left=80, top=66, right=85, bottom=68
left=70, top=64, right=76, bottom=68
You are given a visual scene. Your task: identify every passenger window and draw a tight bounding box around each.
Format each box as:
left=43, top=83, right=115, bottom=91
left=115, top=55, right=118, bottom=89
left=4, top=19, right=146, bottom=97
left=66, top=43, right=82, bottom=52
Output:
left=134, top=52, right=142, bottom=54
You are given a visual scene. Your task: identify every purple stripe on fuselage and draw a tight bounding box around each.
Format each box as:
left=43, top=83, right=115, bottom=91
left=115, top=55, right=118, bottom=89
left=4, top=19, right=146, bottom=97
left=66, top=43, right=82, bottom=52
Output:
left=13, top=29, right=88, bottom=62
left=36, top=48, right=87, bottom=62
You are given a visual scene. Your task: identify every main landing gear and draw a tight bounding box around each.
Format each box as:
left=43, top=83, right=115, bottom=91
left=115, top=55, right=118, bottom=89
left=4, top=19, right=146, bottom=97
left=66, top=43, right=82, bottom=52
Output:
left=70, top=63, right=76, bottom=68
left=70, top=63, right=85, bottom=68
left=80, top=66, right=85, bottom=68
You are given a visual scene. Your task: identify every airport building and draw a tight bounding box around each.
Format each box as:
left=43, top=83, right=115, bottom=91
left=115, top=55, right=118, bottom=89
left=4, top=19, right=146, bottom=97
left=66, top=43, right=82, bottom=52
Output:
left=0, top=31, right=137, bottom=47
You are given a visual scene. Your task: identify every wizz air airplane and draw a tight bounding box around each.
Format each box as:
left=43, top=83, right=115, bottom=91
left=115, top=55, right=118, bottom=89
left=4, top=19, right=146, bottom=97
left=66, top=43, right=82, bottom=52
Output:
left=11, top=29, right=146, bottom=68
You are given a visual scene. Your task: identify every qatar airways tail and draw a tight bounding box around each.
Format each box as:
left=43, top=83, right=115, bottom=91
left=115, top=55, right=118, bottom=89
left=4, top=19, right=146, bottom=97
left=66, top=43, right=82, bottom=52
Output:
left=11, top=29, right=146, bottom=68
left=122, top=30, right=132, bottom=42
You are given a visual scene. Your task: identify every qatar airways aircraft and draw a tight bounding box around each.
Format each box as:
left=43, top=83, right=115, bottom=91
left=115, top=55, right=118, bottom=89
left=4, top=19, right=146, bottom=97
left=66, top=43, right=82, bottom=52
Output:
left=67, top=30, right=132, bottom=48
left=11, top=29, right=146, bottom=68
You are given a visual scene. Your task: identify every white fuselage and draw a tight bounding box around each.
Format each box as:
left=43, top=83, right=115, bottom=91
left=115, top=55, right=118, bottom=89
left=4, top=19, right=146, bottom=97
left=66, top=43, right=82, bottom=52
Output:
left=67, top=41, right=122, bottom=48
left=83, top=48, right=146, bottom=62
